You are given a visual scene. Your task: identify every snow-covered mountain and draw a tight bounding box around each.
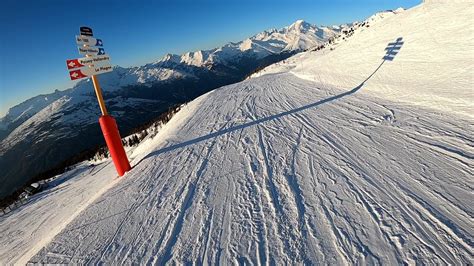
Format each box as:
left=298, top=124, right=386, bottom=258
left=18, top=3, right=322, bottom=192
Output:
left=0, top=20, right=341, bottom=199
left=0, top=19, right=339, bottom=138
left=0, top=90, right=67, bottom=139
left=1, top=0, right=472, bottom=264
left=155, top=19, right=346, bottom=67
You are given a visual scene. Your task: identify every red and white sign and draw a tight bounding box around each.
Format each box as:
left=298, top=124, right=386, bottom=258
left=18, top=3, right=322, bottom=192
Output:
left=68, top=64, right=113, bottom=80
left=67, top=59, right=84, bottom=69
left=66, top=55, right=111, bottom=69
left=69, top=69, right=89, bottom=80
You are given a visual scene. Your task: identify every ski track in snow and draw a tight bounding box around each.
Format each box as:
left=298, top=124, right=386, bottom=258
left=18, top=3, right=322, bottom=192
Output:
left=24, top=73, right=473, bottom=264
left=0, top=161, right=119, bottom=264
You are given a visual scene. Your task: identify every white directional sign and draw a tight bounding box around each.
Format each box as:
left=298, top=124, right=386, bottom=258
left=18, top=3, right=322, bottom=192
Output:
left=66, top=55, right=111, bottom=69
left=67, top=28, right=112, bottom=80
left=69, top=64, right=113, bottom=80
left=78, top=46, right=105, bottom=56
left=76, top=35, right=103, bottom=46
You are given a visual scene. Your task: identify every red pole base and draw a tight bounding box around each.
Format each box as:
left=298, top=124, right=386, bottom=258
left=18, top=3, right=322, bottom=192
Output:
left=99, top=115, right=131, bottom=176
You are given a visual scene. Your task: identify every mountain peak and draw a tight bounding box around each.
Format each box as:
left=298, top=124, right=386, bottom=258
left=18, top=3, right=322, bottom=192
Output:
left=294, top=19, right=305, bottom=25
left=291, top=19, right=308, bottom=27
left=158, top=53, right=181, bottom=63
left=287, top=19, right=313, bottom=33
left=154, top=53, right=182, bottom=67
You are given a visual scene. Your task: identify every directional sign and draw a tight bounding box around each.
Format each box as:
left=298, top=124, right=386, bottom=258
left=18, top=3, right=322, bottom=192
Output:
left=76, top=35, right=103, bottom=47
left=68, top=64, right=113, bottom=80
left=80, top=26, right=93, bottom=36
left=69, top=69, right=88, bottom=80
left=66, top=55, right=111, bottom=69
left=78, top=46, right=105, bottom=56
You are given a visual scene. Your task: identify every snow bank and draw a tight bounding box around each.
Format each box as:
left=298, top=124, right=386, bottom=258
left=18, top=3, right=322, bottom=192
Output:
left=273, top=1, right=473, bottom=118
left=0, top=162, right=119, bottom=264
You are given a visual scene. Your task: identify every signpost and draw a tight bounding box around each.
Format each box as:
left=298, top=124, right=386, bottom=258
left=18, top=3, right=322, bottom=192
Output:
left=66, top=55, right=111, bottom=69
left=78, top=46, right=106, bottom=56
left=80, top=26, right=93, bottom=36
left=76, top=35, right=103, bottom=46
left=66, top=27, right=131, bottom=176
left=69, top=64, right=113, bottom=80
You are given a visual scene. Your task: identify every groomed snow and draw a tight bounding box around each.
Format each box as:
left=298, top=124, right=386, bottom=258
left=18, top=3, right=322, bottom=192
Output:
left=0, top=161, right=119, bottom=264
left=0, top=0, right=473, bottom=264
left=255, top=1, right=474, bottom=118
left=25, top=72, right=473, bottom=264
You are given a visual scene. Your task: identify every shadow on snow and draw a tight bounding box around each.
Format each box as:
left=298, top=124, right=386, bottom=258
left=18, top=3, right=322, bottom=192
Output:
left=141, top=67, right=377, bottom=161
left=137, top=38, right=402, bottom=165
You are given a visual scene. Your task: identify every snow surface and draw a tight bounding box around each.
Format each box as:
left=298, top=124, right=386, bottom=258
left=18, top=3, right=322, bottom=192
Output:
left=254, top=1, right=474, bottom=119
left=0, top=161, right=119, bottom=264
left=18, top=72, right=473, bottom=264
left=1, top=1, right=473, bottom=264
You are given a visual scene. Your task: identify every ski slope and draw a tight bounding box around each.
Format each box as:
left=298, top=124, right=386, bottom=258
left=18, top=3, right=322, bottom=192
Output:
left=24, top=72, right=473, bottom=264
left=255, top=0, right=474, bottom=119
left=0, top=161, right=119, bottom=263
left=1, top=0, right=473, bottom=264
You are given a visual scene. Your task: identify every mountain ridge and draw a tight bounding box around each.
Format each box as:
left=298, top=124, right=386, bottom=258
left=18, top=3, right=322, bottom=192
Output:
left=0, top=19, right=345, bottom=199
left=0, top=19, right=343, bottom=128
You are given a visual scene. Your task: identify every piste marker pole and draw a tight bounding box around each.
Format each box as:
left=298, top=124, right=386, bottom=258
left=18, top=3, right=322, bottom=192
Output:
left=90, top=74, right=108, bottom=116
left=73, top=26, right=131, bottom=176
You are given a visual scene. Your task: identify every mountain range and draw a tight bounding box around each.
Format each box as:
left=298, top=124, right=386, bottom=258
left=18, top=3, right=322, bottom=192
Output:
left=0, top=20, right=348, bottom=199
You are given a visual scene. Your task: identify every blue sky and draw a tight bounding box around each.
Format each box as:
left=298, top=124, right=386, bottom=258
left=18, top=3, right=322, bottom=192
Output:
left=0, top=0, right=420, bottom=117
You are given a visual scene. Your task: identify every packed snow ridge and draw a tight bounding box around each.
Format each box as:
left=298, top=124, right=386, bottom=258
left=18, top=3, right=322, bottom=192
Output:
left=1, top=0, right=473, bottom=264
